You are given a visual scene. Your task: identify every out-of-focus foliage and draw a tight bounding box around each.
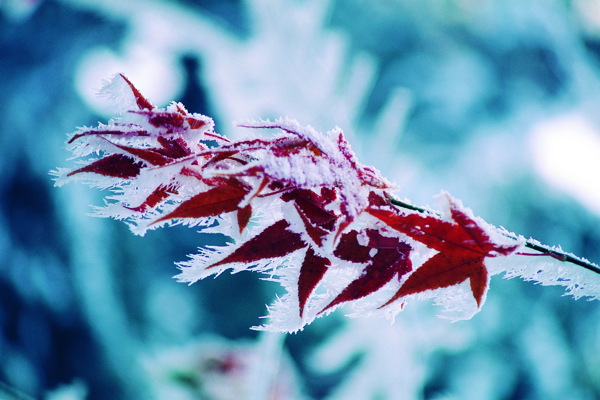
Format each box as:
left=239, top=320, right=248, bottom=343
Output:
left=1, top=0, right=600, bottom=399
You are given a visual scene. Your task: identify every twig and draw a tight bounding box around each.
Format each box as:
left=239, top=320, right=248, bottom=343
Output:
left=387, top=197, right=600, bottom=275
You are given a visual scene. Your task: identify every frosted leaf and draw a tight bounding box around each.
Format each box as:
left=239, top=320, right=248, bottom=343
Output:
left=98, top=73, right=144, bottom=114
left=55, top=75, right=600, bottom=333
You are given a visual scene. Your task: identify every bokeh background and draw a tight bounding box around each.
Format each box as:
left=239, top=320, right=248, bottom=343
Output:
left=2, top=0, right=600, bottom=399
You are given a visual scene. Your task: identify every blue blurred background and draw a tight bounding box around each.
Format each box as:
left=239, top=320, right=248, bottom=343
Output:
left=1, top=0, right=600, bottom=399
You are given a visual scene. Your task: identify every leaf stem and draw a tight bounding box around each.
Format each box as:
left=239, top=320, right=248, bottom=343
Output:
left=387, top=197, right=600, bottom=275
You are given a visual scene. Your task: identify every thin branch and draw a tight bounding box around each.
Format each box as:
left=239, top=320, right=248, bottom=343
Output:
left=387, top=197, right=600, bottom=275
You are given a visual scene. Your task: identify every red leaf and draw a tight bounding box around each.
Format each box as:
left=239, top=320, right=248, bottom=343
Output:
left=131, top=110, right=185, bottom=129
left=153, top=182, right=249, bottom=224
left=367, top=191, right=389, bottom=208
left=155, top=137, right=192, bottom=159
left=126, top=185, right=176, bottom=213
left=67, top=129, right=149, bottom=144
left=369, top=202, right=518, bottom=256
left=321, top=229, right=412, bottom=313
left=237, top=204, right=252, bottom=233
left=333, top=230, right=371, bottom=263
left=186, top=116, right=207, bottom=130
left=208, top=220, right=306, bottom=268
left=110, top=142, right=172, bottom=166
left=369, top=196, right=518, bottom=308
left=67, top=154, right=143, bottom=178
left=281, top=188, right=338, bottom=246
left=282, top=189, right=337, bottom=228
left=369, top=209, right=454, bottom=253
left=449, top=205, right=517, bottom=256
left=120, top=74, right=154, bottom=111
left=294, top=206, right=330, bottom=246
left=298, top=247, right=330, bottom=317
left=203, top=150, right=243, bottom=169
left=469, top=262, right=488, bottom=306
left=380, top=252, right=488, bottom=308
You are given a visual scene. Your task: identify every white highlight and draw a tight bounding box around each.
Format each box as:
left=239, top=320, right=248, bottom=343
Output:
left=529, top=113, right=600, bottom=215
left=75, top=46, right=182, bottom=115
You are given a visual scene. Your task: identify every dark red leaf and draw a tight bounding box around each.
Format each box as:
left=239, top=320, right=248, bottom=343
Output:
left=294, top=205, right=330, bottom=246
left=288, top=189, right=337, bottom=228
left=68, top=129, right=149, bottom=144
left=449, top=205, right=517, bottom=256
left=321, top=229, right=412, bottom=313
left=298, top=247, right=330, bottom=317
left=310, top=187, right=337, bottom=204
left=153, top=182, right=249, bottom=224
left=333, top=230, right=371, bottom=263
left=149, top=112, right=185, bottom=128
left=67, top=154, right=143, bottom=178
left=369, top=196, right=518, bottom=308
left=126, top=184, right=176, bottom=213
left=237, top=204, right=252, bottom=233
left=131, top=111, right=185, bottom=129
left=280, top=189, right=338, bottom=246
left=156, top=137, right=192, bottom=159
left=367, top=191, right=390, bottom=208
left=110, top=142, right=172, bottom=166
left=120, top=74, right=154, bottom=111
left=186, top=117, right=207, bottom=129
left=208, top=220, right=306, bottom=268
left=380, top=252, right=487, bottom=308
left=368, top=208, right=454, bottom=253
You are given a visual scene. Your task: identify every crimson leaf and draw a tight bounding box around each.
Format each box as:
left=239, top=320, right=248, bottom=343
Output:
left=119, top=73, right=154, bottom=111
left=281, top=188, right=338, bottom=246
left=208, top=219, right=306, bottom=268
left=298, top=247, right=331, bottom=317
left=153, top=181, right=249, bottom=224
left=236, top=204, right=253, bottom=233
left=109, top=142, right=172, bottom=166
left=369, top=197, right=519, bottom=308
left=126, top=185, right=176, bottom=213
left=381, top=251, right=488, bottom=308
left=67, top=154, right=143, bottom=179
left=321, top=229, right=412, bottom=313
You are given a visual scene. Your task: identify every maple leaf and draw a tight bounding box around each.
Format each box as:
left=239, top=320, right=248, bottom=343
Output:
left=67, top=129, right=150, bottom=144
left=67, top=154, right=144, bottom=179
left=58, top=74, right=600, bottom=333
left=369, top=194, right=520, bottom=309
left=236, top=119, right=392, bottom=218
left=125, top=184, right=177, bottom=213
left=320, top=229, right=412, bottom=313
left=152, top=180, right=251, bottom=225
left=297, top=247, right=331, bottom=318
left=236, top=204, right=253, bottom=233
left=119, top=73, right=154, bottom=111
left=281, top=188, right=338, bottom=246
left=207, top=219, right=306, bottom=269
